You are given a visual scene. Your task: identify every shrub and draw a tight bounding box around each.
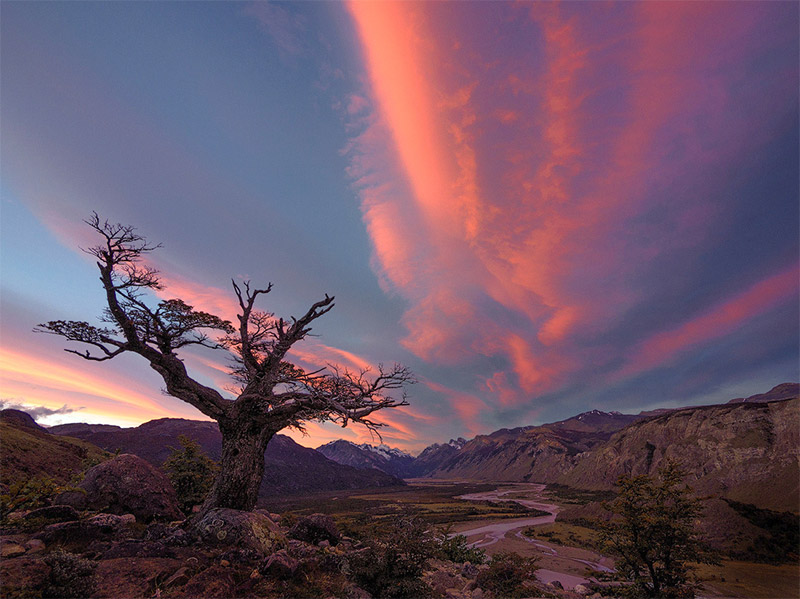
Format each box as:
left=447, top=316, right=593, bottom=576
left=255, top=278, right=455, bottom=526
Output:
left=435, top=524, right=486, bottom=564
left=42, top=550, right=96, bottom=599
left=0, top=477, right=62, bottom=522
left=349, top=515, right=440, bottom=598
left=600, top=460, right=717, bottom=598
left=476, top=551, right=538, bottom=598
left=162, top=435, right=218, bottom=513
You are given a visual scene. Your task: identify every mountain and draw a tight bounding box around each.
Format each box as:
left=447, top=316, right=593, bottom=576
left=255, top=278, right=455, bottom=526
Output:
left=0, top=409, right=48, bottom=433
left=557, top=397, right=799, bottom=512
left=727, top=382, right=799, bottom=404
left=50, top=418, right=404, bottom=499
left=48, top=422, right=123, bottom=435
left=425, top=388, right=799, bottom=513
left=316, top=440, right=416, bottom=478
left=402, top=438, right=466, bottom=477
left=0, top=415, right=109, bottom=487
left=426, top=410, right=645, bottom=482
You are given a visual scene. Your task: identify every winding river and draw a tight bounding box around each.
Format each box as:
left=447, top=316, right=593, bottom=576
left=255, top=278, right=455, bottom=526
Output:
left=455, top=483, right=614, bottom=590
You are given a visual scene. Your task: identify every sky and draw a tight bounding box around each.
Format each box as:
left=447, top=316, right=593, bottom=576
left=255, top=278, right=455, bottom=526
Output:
left=1, top=1, right=798, bottom=454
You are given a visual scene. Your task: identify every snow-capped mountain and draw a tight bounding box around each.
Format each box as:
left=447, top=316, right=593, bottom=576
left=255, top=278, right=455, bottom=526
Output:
left=317, top=440, right=417, bottom=478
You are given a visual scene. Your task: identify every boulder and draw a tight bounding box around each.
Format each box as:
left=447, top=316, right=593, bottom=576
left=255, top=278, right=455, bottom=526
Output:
left=36, top=513, right=136, bottom=546
left=78, top=454, right=183, bottom=522
left=574, top=583, right=591, bottom=594
left=288, top=513, right=341, bottom=546
left=23, top=504, right=79, bottom=523
left=25, top=539, right=46, bottom=553
left=53, top=489, right=88, bottom=510
left=195, top=508, right=285, bottom=555
left=1, top=542, right=26, bottom=558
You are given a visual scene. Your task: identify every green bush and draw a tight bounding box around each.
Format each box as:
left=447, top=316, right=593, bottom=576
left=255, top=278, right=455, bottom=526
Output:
left=600, top=461, right=717, bottom=599
left=43, top=550, right=96, bottom=599
left=475, top=551, right=538, bottom=599
left=162, top=435, right=218, bottom=513
left=349, top=515, right=440, bottom=598
left=0, top=477, right=63, bottom=522
left=435, top=524, right=486, bottom=564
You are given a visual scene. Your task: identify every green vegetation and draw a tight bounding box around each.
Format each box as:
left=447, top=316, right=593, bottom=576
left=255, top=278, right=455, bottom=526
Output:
left=0, top=476, right=65, bottom=522
left=349, top=515, right=452, bottom=598
left=42, top=550, right=97, bottom=599
left=522, top=521, right=602, bottom=550
left=0, top=422, right=109, bottom=487
left=475, top=551, right=539, bottom=598
left=544, top=483, right=616, bottom=505
left=162, top=435, right=219, bottom=513
left=723, top=500, right=799, bottom=564
left=436, top=524, right=487, bottom=564
left=600, top=461, right=717, bottom=598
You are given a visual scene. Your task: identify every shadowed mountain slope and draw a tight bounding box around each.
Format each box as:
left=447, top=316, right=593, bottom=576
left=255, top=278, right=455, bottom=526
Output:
left=50, top=418, right=404, bottom=499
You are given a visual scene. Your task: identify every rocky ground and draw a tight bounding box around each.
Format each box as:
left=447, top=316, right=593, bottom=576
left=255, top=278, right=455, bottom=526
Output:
left=1, top=454, right=611, bottom=599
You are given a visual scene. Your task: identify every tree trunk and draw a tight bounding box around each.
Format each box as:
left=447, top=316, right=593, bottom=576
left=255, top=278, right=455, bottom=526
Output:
left=198, top=420, right=276, bottom=517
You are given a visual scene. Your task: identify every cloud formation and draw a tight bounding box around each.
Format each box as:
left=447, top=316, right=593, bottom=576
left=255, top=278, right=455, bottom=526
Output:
left=347, top=1, right=799, bottom=410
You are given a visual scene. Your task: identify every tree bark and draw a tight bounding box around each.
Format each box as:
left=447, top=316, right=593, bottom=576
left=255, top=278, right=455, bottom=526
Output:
left=198, top=420, right=276, bottom=516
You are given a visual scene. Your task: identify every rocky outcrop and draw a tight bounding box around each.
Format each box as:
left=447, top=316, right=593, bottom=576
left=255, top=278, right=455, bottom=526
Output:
left=558, top=398, right=799, bottom=512
left=77, top=454, right=183, bottom=522
left=195, top=508, right=285, bottom=554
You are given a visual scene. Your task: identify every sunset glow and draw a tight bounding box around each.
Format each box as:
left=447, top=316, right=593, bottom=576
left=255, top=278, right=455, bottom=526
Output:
left=1, top=2, right=797, bottom=451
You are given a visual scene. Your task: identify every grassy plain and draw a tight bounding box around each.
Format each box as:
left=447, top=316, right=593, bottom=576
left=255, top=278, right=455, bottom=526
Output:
left=263, top=481, right=548, bottom=531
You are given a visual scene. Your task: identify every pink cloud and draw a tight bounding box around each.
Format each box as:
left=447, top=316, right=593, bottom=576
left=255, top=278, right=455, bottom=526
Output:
left=346, top=1, right=793, bottom=410
left=620, top=265, right=799, bottom=377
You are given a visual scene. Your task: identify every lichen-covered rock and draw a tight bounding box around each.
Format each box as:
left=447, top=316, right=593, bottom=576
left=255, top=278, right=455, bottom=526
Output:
left=195, top=508, right=286, bottom=555
left=78, top=454, right=183, bottom=522
left=288, top=512, right=341, bottom=546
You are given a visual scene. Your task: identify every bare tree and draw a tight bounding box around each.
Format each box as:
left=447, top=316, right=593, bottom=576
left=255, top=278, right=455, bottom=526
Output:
left=37, top=214, right=412, bottom=516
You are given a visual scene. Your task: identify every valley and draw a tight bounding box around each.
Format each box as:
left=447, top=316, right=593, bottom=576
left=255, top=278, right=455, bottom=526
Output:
left=1, top=384, right=797, bottom=598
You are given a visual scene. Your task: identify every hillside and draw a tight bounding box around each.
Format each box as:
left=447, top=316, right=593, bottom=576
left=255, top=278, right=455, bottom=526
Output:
left=52, top=418, right=404, bottom=498
left=0, top=411, right=109, bottom=486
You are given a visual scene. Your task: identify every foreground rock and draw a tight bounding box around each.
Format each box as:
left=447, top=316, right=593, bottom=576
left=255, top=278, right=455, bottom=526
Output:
left=288, top=513, right=341, bottom=546
left=195, top=508, right=286, bottom=554
left=72, top=454, right=183, bottom=522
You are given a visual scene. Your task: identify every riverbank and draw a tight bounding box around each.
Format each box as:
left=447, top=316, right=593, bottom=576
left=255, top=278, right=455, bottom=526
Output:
left=452, top=483, right=613, bottom=591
